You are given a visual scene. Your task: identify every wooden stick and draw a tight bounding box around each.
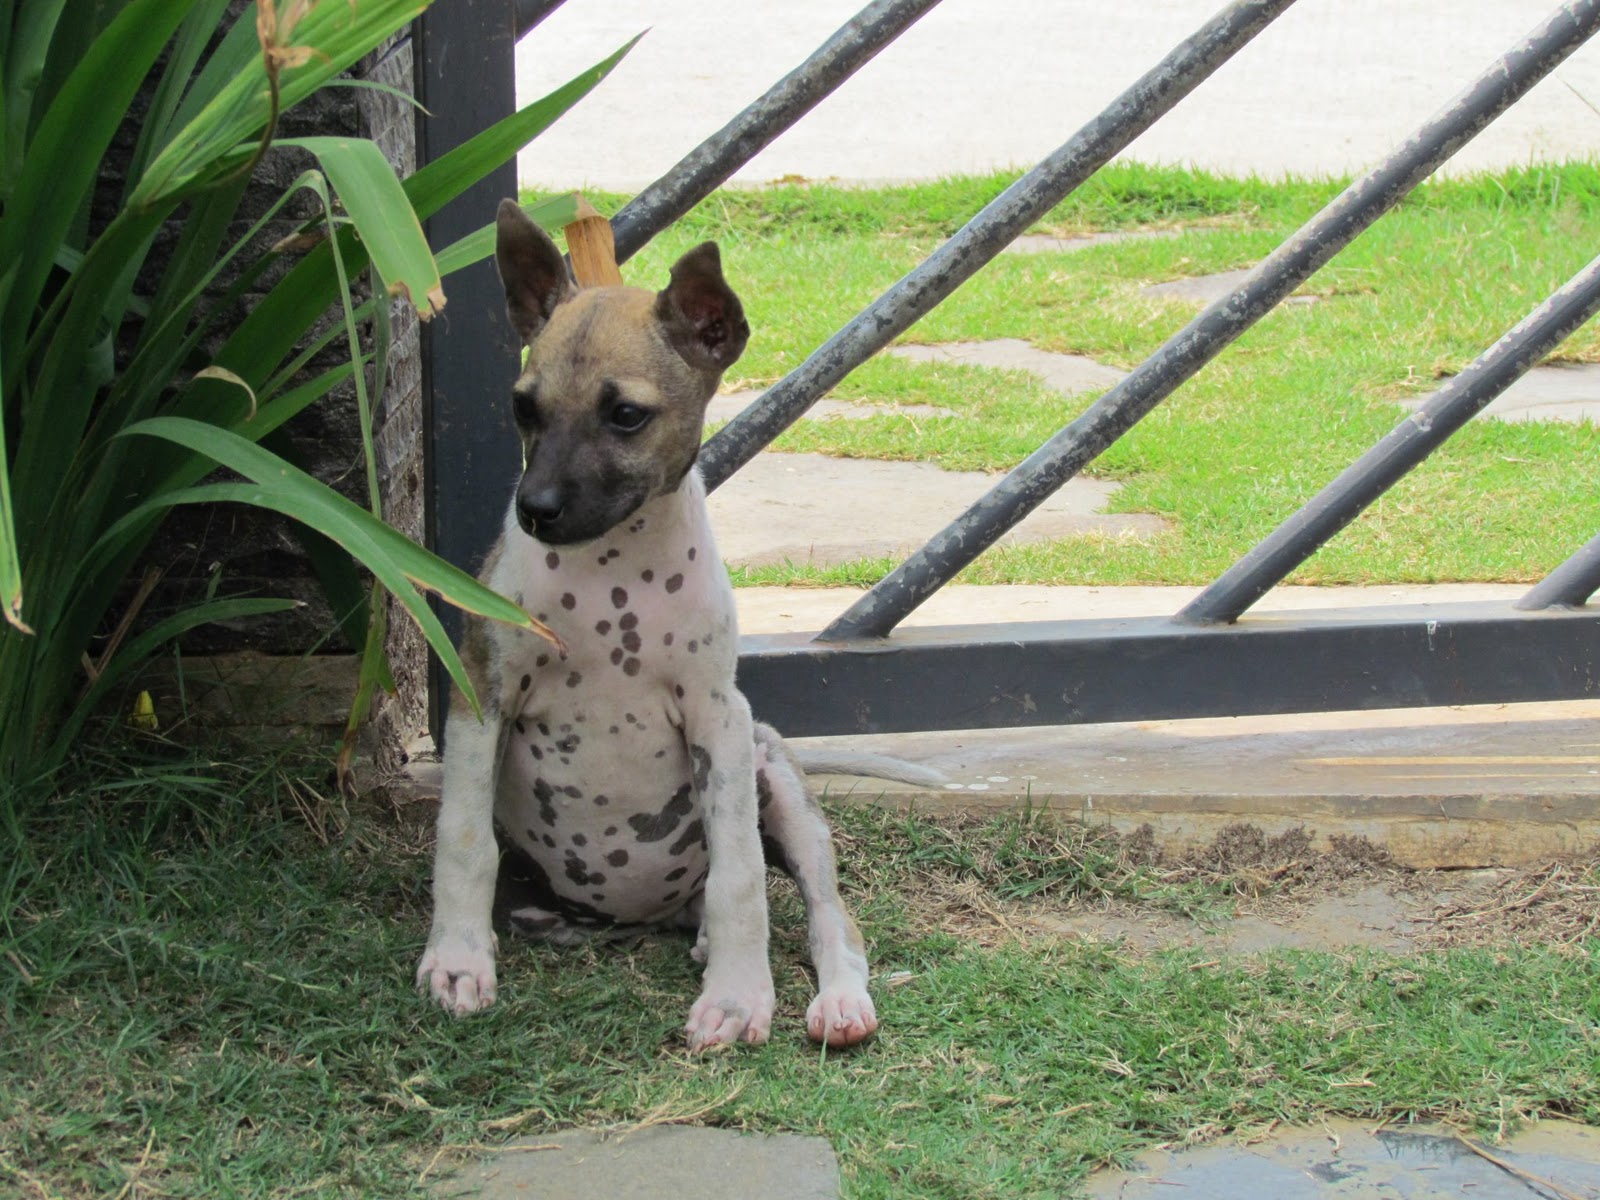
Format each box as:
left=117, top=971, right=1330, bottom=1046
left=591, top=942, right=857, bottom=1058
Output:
left=564, top=194, right=623, bottom=289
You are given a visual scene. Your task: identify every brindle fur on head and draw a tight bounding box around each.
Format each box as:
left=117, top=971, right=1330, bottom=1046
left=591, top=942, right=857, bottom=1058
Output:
left=493, top=200, right=749, bottom=546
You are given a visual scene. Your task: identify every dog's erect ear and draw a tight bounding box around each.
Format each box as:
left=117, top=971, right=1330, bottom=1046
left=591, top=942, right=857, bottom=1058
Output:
left=495, top=199, right=575, bottom=343
left=653, top=242, right=749, bottom=373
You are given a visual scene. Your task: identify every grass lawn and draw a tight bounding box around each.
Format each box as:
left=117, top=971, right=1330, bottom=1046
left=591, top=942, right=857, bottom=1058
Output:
left=5, top=744, right=1599, bottom=1198
left=532, top=162, right=1600, bottom=590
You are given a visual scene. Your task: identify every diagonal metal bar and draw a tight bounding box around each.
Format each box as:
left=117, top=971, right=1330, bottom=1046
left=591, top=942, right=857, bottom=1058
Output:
left=1177, top=252, right=1600, bottom=625
left=1518, top=531, right=1600, bottom=610
left=816, top=0, right=1600, bottom=643
left=608, top=0, right=945, bottom=267
left=699, top=0, right=1299, bottom=492
left=514, top=0, right=569, bottom=39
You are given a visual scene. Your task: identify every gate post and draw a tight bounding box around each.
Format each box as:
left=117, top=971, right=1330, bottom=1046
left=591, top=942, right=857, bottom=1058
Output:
left=415, top=1, right=522, bottom=738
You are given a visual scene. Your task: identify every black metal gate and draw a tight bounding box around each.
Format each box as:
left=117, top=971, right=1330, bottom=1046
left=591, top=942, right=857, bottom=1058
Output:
left=419, top=0, right=1600, bottom=738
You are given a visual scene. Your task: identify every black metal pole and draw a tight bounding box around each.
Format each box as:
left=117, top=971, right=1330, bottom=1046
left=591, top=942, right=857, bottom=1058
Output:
left=1518, top=531, right=1600, bottom=610
left=700, top=0, right=1299, bottom=493
left=609, top=0, right=945, bottom=266
left=1177, top=252, right=1600, bottom=625
left=816, top=0, right=1600, bottom=643
left=417, top=0, right=521, bottom=741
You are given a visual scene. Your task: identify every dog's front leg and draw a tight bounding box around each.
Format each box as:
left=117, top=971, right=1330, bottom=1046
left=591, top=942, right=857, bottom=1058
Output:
left=681, top=690, right=775, bottom=1050
left=418, top=623, right=511, bottom=1016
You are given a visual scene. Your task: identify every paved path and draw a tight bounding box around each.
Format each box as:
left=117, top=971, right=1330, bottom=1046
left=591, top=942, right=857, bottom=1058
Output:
left=518, top=1, right=1600, bottom=189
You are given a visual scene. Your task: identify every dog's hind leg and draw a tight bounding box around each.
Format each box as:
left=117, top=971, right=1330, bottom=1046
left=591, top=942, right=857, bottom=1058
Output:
left=753, top=723, right=877, bottom=1048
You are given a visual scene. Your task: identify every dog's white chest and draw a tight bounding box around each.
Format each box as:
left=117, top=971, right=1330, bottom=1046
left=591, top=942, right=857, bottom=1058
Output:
left=486, top=482, right=735, bottom=926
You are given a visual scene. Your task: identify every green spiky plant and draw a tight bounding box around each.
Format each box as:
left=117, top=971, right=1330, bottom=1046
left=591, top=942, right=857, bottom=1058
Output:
left=0, top=0, right=637, bottom=780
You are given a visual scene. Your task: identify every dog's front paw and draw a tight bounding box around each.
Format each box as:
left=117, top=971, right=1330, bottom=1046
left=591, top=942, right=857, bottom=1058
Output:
left=806, top=984, right=878, bottom=1048
left=417, top=929, right=499, bottom=1016
left=685, top=969, right=775, bottom=1051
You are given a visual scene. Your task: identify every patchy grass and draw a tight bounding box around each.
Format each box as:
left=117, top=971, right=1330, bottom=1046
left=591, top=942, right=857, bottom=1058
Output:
left=533, top=161, right=1600, bottom=588
left=5, top=746, right=1600, bottom=1198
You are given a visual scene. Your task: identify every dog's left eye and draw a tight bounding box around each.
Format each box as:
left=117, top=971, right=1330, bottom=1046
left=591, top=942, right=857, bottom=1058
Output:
left=608, top=402, right=652, bottom=433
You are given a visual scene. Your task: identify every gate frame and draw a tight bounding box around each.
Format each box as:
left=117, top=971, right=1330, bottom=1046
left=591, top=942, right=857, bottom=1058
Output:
left=418, top=0, right=1600, bottom=739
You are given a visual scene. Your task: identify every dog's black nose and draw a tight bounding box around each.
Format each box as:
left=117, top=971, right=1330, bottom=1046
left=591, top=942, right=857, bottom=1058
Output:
left=517, top=486, right=565, bottom=532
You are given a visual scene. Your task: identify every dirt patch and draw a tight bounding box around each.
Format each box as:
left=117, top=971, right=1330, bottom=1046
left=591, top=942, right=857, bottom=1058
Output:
left=841, top=812, right=1595, bottom=957
left=376, top=779, right=1598, bottom=959
left=1412, top=861, right=1600, bottom=950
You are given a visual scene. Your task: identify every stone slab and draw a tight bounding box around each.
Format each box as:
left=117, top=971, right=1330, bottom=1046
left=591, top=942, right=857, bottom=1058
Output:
left=885, top=338, right=1127, bottom=397
left=437, top=1126, right=838, bottom=1200
left=1086, top=1118, right=1600, bottom=1199
left=704, top=452, right=1165, bottom=568
left=1410, top=361, right=1600, bottom=425
left=1141, top=266, right=1258, bottom=305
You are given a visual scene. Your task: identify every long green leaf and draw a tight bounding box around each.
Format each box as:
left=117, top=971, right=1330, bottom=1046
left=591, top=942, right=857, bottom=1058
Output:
left=53, top=595, right=300, bottom=760
left=405, top=33, right=641, bottom=221
left=126, top=0, right=234, bottom=199
left=434, top=193, right=581, bottom=277
left=1, top=0, right=68, bottom=196
left=98, top=477, right=484, bottom=718
left=211, top=39, right=634, bottom=389
left=132, top=0, right=432, bottom=206
left=115, top=418, right=563, bottom=708
left=0, top=344, right=26, bottom=633
left=0, top=0, right=188, bottom=367
left=282, top=136, right=444, bottom=318
left=120, top=420, right=541, bottom=632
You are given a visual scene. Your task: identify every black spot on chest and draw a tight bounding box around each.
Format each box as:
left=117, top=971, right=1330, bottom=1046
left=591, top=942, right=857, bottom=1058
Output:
left=628, top=782, right=693, bottom=842
left=563, top=851, right=605, bottom=887
left=532, top=777, right=559, bottom=826
left=668, top=819, right=706, bottom=857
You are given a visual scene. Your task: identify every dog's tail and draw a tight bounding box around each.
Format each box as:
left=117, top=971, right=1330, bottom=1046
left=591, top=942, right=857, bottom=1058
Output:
left=789, top=749, right=947, bottom=788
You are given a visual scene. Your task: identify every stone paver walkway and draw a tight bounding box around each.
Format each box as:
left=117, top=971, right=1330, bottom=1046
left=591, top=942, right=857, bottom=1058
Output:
left=1088, top=1118, right=1600, bottom=1199
left=1410, top=360, right=1600, bottom=425
left=885, top=338, right=1127, bottom=396
left=705, top=451, right=1165, bottom=568
left=438, top=1127, right=838, bottom=1200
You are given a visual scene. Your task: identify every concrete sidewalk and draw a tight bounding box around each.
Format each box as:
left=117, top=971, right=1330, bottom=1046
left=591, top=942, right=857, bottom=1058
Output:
left=517, top=0, right=1600, bottom=189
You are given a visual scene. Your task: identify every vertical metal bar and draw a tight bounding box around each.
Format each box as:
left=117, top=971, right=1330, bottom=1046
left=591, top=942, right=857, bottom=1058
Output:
left=609, top=0, right=945, bottom=267
left=1518, top=532, right=1600, bottom=610
left=1177, top=253, right=1600, bottom=625
left=699, top=0, right=1299, bottom=492
left=416, top=1, right=521, bottom=738
left=817, top=0, right=1600, bottom=643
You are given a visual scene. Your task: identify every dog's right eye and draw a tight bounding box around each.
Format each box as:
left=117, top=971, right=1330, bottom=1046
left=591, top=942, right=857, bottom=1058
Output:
left=512, top=388, right=539, bottom=425
left=608, top=402, right=652, bottom=434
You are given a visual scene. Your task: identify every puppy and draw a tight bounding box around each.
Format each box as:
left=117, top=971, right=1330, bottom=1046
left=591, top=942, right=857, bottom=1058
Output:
left=417, top=200, right=892, bottom=1049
